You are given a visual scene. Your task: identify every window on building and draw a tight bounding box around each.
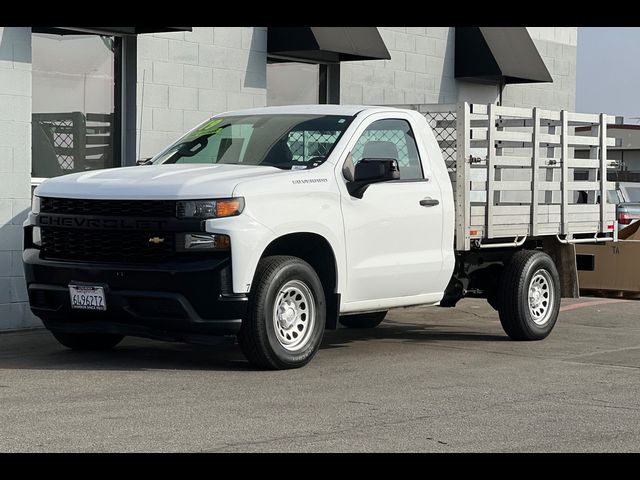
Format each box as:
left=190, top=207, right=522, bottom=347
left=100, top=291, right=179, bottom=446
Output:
left=32, top=33, right=119, bottom=179
left=352, top=119, right=424, bottom=180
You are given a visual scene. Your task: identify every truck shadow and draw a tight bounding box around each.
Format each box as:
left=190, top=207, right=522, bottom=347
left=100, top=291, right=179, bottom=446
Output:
left=321, top=319, right=508, bottom=350
left=0, top=319, right=507, bottom=372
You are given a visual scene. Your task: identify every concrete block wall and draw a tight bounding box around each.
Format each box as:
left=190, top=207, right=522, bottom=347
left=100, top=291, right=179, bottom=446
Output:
left=340, top=27, right=457, bottom=106
left=0, top=27, right=40, bottom=330
left=136, top=27, right=268, bottom=159
left=502, top=27, right=578, bottom=111
left=341, top=27, right=577, bottom=111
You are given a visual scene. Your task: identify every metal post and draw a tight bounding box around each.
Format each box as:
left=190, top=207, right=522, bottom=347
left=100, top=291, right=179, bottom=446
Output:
left=486, top=104, right=496, bottom=238
left=588, top=123, right=599, bottom=204
left=121, top=35, right=137, bottom=166
left=561, top=110, right=569, bottom=235
left=599, top=113, right=608, bottom=231
left=531, top=107, right=540, bottom=236
left=545, top=125, right=556, bottom=205
left=319, top=63, right=340, bottom=105
left=456, top=102, right=471, bottom=250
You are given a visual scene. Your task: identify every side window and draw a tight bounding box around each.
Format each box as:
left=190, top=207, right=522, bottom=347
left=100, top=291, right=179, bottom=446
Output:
left=287, top=130, right=342, bottom=166
left=351, top=119, right=424, bottom=180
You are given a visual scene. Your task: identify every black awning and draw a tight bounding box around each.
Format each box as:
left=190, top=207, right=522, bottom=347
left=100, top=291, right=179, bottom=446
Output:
left=32, top=27, right=192, bottom=36
left=267, top=27, right=391, bottom=63
left=455, top=27, right=552, bottom=85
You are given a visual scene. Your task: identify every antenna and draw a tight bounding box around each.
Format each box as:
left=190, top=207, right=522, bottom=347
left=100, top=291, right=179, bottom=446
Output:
left=138, top=68, right=146, bottom=161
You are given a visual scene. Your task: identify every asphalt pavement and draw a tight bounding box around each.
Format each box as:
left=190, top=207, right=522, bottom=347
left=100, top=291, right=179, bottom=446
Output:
left=0, top=297, right=638, bottom=452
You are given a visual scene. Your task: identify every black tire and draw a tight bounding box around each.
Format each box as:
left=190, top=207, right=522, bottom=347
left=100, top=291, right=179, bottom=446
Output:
left=339, top=311, right=387, bottom=329
left=497, top=250, right=561, bottom=341
left=238, top=255, right=326, bottom=370
left=51, top=331, right=124, bottom=351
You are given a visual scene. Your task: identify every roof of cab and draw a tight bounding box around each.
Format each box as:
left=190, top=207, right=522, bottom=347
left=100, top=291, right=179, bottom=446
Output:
left=220, top=104, right=408, bottom=117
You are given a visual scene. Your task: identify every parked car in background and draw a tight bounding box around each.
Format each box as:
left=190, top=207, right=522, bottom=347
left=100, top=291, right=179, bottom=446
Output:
left=611, top=182, right=640, bottom=228
left=616, top=203, right=640, bottom=226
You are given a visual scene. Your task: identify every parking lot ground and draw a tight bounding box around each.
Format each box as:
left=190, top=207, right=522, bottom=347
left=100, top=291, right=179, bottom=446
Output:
left=0, top=296, right=639, bottom=452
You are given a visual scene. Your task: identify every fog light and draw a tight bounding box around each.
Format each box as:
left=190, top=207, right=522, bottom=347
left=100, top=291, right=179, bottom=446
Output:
left=182, top=233, right=230, bottom=251
left=33, top=226, right=42, bottom=246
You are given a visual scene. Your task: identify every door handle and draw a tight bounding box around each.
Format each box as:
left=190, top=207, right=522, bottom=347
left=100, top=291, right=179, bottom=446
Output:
left=419, top=198, right=439, bottom=207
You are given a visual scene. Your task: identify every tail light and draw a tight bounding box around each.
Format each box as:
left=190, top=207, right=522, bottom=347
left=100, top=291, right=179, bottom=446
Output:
left=618, top=211, right=632, bottom=225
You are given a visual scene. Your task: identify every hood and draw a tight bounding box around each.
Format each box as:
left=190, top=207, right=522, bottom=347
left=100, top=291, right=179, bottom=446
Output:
left=35, top=164, right=285, bottom=200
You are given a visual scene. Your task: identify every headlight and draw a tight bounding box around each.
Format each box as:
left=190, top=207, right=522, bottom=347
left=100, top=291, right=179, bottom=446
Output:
left=176, top=198, right=244, bottom=219
left=32, top=195, right=41, bottom=215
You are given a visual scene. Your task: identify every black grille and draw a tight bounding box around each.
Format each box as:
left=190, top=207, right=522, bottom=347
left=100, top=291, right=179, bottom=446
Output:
left=41, top=197, right=177, bottom=218
left=41, top=228, right=176, bottom=264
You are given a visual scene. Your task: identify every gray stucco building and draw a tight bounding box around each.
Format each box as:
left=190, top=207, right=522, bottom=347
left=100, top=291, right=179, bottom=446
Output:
left=0, top=26, right=578, bottom=330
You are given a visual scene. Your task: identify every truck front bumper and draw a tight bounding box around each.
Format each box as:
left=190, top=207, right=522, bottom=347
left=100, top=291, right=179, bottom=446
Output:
left=23, top=248, right=247, bottom=343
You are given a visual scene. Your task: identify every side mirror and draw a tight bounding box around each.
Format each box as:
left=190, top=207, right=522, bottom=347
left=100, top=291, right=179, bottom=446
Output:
left=136, top=157, right=153, bottom=165
left=347, top=158, right=400, bottom=198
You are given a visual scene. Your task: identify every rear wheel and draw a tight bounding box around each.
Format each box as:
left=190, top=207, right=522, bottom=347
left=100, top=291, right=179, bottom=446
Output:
left=497, top=250, right=560, bottom=340
left=238, top=255, right=326, bottom=370
left=51, top=332, right=124, bottom=351
left=339, top=311, right=387, bottom=329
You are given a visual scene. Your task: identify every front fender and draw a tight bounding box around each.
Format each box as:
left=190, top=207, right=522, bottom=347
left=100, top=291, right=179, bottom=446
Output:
left=204, top=213, right=274, bottom=294
left=206, top=214, right=346, bottom=295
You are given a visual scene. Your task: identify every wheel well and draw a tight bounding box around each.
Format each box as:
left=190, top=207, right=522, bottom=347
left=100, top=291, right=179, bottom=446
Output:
left=260, top=233, right=340, bottom=329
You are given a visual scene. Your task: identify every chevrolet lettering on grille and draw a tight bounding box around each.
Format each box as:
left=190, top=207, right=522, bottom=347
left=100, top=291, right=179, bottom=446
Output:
left=37, top=215, right=169, bottom=230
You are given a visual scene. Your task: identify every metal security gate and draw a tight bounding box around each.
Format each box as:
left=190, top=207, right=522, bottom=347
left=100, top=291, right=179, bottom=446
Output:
left=33, top=112, right=114, bottom=175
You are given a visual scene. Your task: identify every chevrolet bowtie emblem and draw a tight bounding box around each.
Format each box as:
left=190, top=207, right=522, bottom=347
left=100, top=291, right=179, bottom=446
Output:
left=148, top=237, right=165, bottom=244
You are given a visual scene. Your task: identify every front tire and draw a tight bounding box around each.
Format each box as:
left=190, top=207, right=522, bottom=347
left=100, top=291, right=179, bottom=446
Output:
left=51, top=331, right=124, bottom=351
left=497, top=250, right=560, bottom=341
left=339, top=311, right=387, bottom=329
left=238, top=255, right=326, bottom=370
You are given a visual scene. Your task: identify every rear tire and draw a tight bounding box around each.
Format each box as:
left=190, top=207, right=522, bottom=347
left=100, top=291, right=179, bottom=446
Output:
left=339, top=311, right=387, bottom=329
left=238, top=255, right=325, bottom=370
left=497, top=250, right=560, bottom=341
left=51, top=331, right=124, bottom=351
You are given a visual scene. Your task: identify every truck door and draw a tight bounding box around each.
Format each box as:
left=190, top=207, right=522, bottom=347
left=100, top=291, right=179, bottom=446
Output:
left=338, top=114, right=446, bottom=307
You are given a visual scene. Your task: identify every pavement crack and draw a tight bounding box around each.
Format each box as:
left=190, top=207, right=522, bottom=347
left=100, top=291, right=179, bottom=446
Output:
left=576, top=401, right=640, bottom=412
left=203, top=412, right=454, bottom=452
left=563, top=345, right=640, bottom=360
left=560, top=360, right=640, bottom=371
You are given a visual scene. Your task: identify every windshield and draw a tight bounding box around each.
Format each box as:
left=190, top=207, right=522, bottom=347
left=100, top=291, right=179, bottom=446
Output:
left=150, top=114, right=354, bottom=169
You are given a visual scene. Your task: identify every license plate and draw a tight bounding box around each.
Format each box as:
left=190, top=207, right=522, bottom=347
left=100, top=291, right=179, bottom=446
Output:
left=69, top=285, right=107, bottom=311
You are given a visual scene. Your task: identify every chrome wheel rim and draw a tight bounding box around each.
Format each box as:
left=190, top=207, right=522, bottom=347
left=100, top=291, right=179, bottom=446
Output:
left=272, top=280, right=315, bottom=352
left=528, top=269, right=554, bottom=325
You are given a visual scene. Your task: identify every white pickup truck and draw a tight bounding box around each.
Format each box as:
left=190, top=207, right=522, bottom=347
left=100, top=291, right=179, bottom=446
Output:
left=24, top=103, right=618, bottom=369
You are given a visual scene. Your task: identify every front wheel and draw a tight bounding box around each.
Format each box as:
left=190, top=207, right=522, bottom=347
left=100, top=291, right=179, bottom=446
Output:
left=497, top=250, right=561, bottom=341
left=238, top=255, right=326, bottom=370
